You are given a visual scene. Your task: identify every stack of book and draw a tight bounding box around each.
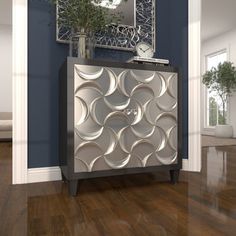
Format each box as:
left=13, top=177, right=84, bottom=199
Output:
left=127, top=56, right=169, bottom=66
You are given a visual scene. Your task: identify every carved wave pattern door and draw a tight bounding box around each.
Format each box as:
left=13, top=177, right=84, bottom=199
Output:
left=74, top=65, right=178, bottom=173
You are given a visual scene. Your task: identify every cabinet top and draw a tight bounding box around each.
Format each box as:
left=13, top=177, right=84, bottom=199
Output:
left=66, top=57, right=179, bottom=74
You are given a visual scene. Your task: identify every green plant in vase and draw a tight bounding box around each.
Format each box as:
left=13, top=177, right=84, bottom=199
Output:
left=202, top=61, right=236, bottom=137
left=51, top=0, right=125, bottom=58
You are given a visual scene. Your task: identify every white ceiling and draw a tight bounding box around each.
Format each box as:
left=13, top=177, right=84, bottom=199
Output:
left=202, top=0, right=236, bottom=41
left=0, top=0, right=12, bottom=25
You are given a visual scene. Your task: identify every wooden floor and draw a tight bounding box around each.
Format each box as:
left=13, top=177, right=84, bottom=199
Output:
left=1, top=143, right=236, bottom=235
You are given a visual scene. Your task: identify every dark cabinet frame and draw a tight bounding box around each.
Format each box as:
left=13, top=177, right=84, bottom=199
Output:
left=59, top=58, right=182, bottom=196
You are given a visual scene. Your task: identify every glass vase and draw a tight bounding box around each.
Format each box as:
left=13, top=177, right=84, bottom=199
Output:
left=69, top=32, right=95, bottom=59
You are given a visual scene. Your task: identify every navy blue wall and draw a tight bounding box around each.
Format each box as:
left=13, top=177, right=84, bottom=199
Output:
left=28, top=1, right=68, bottom=167
left=170, top=0, right=188, bottom=160
left=28, top=0, right=188, bottom=168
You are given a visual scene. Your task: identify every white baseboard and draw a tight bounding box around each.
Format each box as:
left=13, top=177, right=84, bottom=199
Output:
left=27, top=160, right=199, bottom=184
left=202, top=127, right=215, bottom=136
left=27, top=166, right=62, bottom=183
left=182, top=159, right=190, bottom=171
left=182, top=159, right=201, bottom=172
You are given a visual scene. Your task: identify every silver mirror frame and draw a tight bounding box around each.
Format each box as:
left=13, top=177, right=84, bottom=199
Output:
left=56, top=0, right=156, bottom=52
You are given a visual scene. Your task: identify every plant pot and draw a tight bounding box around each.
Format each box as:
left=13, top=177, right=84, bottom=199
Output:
left=215, top=124, right=233, bottom=138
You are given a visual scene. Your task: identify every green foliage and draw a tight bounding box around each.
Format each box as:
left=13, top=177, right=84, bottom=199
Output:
left=209, top=96, right=226, bottom=126
left=209, top=97, right=217, bottom=126
left=51, top=0, right=125, bottom=33
left=203, top=62, right=236, bottom=97
left=203, top=61, right=236, bottom=124
left=218, top=110, right=225, bottom=125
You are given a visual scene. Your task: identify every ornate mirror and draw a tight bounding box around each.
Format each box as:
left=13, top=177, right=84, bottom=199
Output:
left=56, top=0, right=155, bottom=51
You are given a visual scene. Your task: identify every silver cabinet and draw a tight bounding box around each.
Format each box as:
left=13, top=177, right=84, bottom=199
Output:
left=59, top=58, right=182, bottom=196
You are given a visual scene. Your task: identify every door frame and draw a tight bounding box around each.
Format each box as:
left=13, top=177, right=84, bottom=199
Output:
left=12, top=0, right=201, bottom=184
left=183, top=0, right=201, bottom=171
left=12, top=0, right=28, bottom=184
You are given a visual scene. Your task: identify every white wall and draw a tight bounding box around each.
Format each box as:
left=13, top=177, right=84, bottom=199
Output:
left=201, top=28, right=236, bottom=137
left=0, top=25, right=12, bottom=112
left=0, top=1, right=12, bottom=25
left=0, top=0, right=12, bottom=112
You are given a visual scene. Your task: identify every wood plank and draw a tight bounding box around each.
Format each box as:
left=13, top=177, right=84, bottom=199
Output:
left=1, top=142, right=236, bottom=235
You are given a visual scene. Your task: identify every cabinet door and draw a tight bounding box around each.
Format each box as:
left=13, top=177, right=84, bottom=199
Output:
left=74, top=64, right=178, bottom=173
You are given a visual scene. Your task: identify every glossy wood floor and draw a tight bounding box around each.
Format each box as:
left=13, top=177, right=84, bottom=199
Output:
left=1, top=142, right=236, bottom=235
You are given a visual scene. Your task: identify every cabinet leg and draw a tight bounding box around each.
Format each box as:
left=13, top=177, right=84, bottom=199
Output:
left=170, top=170, right=179, bottom=184
left=69, top=180, right=79, bottom=196
left=61, top=172, right=67, bottom=182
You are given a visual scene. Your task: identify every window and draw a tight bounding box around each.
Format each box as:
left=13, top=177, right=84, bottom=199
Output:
left=205, top=50, right=227, bottom=127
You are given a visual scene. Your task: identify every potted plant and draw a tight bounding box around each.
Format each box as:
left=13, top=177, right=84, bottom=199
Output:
left=203, top=61, right=236, bottom=138
left=51, top=0, right=124, bottom=58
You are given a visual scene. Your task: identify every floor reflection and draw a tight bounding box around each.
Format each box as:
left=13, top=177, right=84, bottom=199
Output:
left=1, top=142, right=236, bottom=235
left=26, top=176, right=189, bottom=235
left=185, top=146, right=236, bottom=235
left=205, top=147, right=227, bottom=190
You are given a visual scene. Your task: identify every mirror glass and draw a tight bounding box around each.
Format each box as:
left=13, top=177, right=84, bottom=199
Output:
left=105, top=0, right=135, bottom=26
left=57, top=0, right=155, bottom=51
